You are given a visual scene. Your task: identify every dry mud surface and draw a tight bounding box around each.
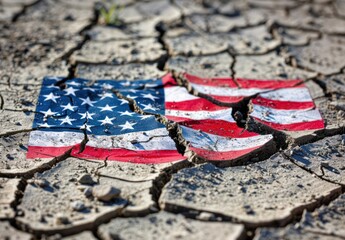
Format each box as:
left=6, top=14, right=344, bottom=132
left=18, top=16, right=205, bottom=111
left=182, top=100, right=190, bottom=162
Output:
left=0, top=0, right=344, bottom=239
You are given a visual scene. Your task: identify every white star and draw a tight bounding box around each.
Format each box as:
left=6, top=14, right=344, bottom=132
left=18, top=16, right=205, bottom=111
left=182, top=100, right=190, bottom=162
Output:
left=98, top=104, right=116, bottom=112
left=98, top=92, right=114, bottom=100
left=38, top=123, right=53, bottom=128
left=126, top=94, right=137, bottom=99
left=64, top=87, right=77, bottom=96
left=59, top=116, right=76, bottom=125
left=98, top=116, right=115, bottom=125
left=120, top=81, right=131, bottom=87
left=43, top=92, right=60, bottom=103
left=118, top=110, right=135, bottom=116
left=139, top=115, right=152, bottom=120
left=61, top=103, right=77, bottom=111
left=46, top=84, right=59, bottom=89
left=80, top=123, right=93, bottom=132
left=119, top=121, right=136, bottom=130
left=41, top=108, right=57, bottom=117
left=80, top=97, right=96, bottom=106
left=141, top=103, right=158, bottom=111
left=101, top=83, right=113, bottom=90
left=79, top=111, right=95, bottom=120
left=119, top=99, right=129, bottom=105
left=141, top=93, right=159, bottom=101
left=84, top=87, right=95, bottom=92
left=68, top=81, right=81, bottom=86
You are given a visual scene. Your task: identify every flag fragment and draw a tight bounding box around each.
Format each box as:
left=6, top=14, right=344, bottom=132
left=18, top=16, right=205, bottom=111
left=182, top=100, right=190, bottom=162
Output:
left=27, top=77, right=185, bottom=164
left=183, top=73, right=325, bottom=132
left=249, top=84, right=325, bottom=131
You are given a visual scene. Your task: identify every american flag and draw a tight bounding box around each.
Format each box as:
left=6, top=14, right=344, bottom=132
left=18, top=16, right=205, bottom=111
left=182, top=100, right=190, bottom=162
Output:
left=27, top=77, right=185, bottom=164
left=27, top=73, right=324, bottom=164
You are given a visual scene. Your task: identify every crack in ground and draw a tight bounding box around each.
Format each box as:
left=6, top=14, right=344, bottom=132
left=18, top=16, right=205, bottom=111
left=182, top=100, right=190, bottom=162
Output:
left=283, top=149, right=345, bottom=190
left=110, top=87, right=187, bottom=154
left=229, top=52, right=239, bottom=87
left=11, top=0, right=42, bottom=22
left=54, top=4, right=100, bottom=88
left=0, top=128, right=37, bottom=138
left=0, top=93, right=4, bottom=109
left=156, top=21, right=170, bottom=71
left=270, top=23, right=323, bottom=47
left=0, top=144, right=75, bottom=179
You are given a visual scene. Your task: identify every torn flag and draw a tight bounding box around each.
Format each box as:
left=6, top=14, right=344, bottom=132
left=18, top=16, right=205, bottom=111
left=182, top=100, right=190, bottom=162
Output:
left=27, top=77, right=185, bottom=164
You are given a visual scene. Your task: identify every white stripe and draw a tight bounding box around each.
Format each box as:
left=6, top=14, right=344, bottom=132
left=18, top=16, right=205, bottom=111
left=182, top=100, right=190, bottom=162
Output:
left=258, top=88, right=312, bottom=102
left=250, top=104, right=322, bottom=124
left=165, top=108, right=235, bottom=122
left=164, top=86, right=199, bottom=102
left=191, top=83, right=268, bottom=97
left=87, top=128, right=176, bottom=150
left=181, top=126, right=273, bottom=152
left=28, top=128, right=176, bottom=151
left=28, top=131, right=85, bottom=147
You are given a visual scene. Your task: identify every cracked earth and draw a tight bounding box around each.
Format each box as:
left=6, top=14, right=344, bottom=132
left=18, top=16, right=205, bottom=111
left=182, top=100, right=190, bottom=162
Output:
left=0, top=0, right=345, bottom=239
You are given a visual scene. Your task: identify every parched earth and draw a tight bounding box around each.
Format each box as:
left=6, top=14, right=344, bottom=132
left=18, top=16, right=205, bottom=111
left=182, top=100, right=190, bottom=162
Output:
left=0, top=0, right=345, bottom=239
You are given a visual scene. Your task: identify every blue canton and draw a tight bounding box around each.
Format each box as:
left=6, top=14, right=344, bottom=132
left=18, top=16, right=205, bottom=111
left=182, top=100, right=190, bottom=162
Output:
left=33, top=77, right=166, bottom=136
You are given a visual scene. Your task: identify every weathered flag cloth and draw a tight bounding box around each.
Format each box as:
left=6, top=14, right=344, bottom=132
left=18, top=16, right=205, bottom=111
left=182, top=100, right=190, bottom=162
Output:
left=183, top=73, right=325, bottom=132
left=27, top=74, right=324, bottom=164
left=27, top=77, right=185, bottom=164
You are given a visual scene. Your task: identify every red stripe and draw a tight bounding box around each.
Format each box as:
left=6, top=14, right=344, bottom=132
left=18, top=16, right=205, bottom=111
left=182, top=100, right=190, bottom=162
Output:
left=161, top=73, right=178, bottom=87
left=252, top=96, right=315, bottom=110
left=165, top=98, right=228, bottom=111
left=207, top=95, right=245, bottom=104
left=27, top=145, right=185, bottom=164
left=252, top=117, right=325, bottom=131
left=71, top=145, right=185, bottom=164
left=176, top=119, right=259, bottom=138
left=26, top=146, right=73, bottom=159
left=184, top=73, right=237, bottom=87
left=189, top=145, right=262, bottom=161
left=237, top=78, right=303, bottom=89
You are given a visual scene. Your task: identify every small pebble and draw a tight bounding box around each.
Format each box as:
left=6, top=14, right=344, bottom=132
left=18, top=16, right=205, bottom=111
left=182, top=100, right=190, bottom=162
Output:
left=55, top=213, right=69, bottom=225
left=197, top=212, right=214, bottom=221
left=83, top=187, right=93, bottom=198
left=70, top=200, right=86, bottom=212
left=28, top=179, right=49, bottom=188
left=78, top=174, right=95, bottom=185
left=92, top=185, right=121, bottom=202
